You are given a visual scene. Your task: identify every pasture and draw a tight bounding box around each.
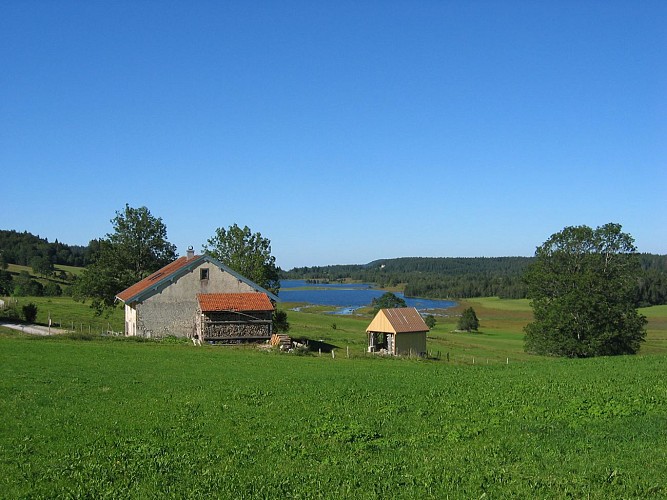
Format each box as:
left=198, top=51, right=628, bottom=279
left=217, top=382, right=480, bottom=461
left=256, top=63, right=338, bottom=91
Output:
left=1, top=333, right=666, bottom=498
left=1, top=297, right=666, bottom=497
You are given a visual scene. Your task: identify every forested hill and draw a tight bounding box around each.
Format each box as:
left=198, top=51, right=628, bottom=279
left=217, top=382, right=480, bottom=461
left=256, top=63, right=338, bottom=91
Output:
left=284, top=255, right=667, bottom=305
left=367, top=257, right=533, bottom=275
left=284, top=257, right=532, bottom=299
left=0, top=230, right=91, bottom=267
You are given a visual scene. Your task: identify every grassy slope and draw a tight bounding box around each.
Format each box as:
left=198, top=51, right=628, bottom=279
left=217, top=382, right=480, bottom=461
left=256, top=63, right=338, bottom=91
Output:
left=0, top=335, right=665, bottom=498
left=2, top=296, right=125, bottom=333
left=282, top=297, right=666, bottom=362
left=1, top=298, right=666, bottom=497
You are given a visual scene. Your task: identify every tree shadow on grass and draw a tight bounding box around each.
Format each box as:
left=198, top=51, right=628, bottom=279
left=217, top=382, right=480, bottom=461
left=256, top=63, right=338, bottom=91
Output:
left=295, top=338, right=340, bottom=353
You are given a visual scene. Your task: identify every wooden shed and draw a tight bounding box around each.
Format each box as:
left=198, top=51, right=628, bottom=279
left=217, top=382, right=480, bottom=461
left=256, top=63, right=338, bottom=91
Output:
left=196, top=292, right=275, bottom=343
left=366, top=307, right=429, bottom=356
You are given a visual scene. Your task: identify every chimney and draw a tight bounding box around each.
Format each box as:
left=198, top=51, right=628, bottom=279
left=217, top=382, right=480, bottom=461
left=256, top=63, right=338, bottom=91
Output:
left=186, top=246, right=195, bottom=260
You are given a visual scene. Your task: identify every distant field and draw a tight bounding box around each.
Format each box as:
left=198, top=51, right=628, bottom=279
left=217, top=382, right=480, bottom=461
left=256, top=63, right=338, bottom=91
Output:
left=5, top=263, right=83, bottom=292
left=6, top=262, right=83, bottom=277
left=4, top=295, right=665, bottom=361
left=1, top=333, right=665, bottom=498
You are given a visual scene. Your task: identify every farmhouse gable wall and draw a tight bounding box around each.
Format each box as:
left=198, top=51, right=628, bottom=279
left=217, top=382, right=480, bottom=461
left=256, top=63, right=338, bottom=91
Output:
left=117, top=254, right=278, bottom=339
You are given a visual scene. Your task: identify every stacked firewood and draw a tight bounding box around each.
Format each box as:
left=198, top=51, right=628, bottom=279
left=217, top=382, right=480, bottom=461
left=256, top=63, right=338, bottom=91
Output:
left=205, top=323, right=270, bottom=338
left=270, top=334, right=292, bottom=349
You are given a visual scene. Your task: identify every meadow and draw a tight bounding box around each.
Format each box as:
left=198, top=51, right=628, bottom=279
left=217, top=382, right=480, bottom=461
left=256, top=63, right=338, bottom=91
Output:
left=1, top=297, right=667, bottom=497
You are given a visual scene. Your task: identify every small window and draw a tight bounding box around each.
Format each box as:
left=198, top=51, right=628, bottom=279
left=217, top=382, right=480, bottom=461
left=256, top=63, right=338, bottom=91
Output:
left=200, top=268, right=209, bottom=280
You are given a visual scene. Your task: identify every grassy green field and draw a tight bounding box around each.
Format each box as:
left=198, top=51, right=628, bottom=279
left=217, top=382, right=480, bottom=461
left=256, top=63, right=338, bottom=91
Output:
left=1, top=333, right=666, bottom=498
left=2, top=297, right=667, bottom=497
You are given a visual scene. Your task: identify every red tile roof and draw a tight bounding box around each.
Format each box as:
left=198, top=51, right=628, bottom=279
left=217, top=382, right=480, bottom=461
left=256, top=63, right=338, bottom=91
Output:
left=116, top=256, right=199, bottom=302
left=197, top=293, right=275, bottom=312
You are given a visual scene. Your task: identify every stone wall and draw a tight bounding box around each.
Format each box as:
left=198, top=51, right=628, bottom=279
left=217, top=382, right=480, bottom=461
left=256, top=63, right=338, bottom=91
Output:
left=134, top=260, right=261, bottom=338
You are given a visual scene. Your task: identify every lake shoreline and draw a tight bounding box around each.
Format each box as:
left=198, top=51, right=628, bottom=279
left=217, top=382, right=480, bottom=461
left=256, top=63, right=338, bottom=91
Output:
left=279, top=280, right=456, bottom=315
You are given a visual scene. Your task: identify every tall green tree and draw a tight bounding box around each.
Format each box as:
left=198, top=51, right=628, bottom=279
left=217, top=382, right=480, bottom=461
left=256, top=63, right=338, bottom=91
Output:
left=107, top=204, right=177, bottom=279
left=457, top=307, right=479, bottom=332
left=75, top=205, right=177, bottom=314
left=14, top=271, right=43, bottom=296
left=0, top=270, right=13, bottom=295
left=203, top=224, right=280, bottom=295
left=524, top=223, right=647, bottom=357
left=30, top=256, right=54, bottom=278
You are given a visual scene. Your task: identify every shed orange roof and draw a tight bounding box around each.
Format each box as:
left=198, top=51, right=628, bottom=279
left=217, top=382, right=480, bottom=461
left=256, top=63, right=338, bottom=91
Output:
left=366, top=307, right=429, bottom=334
left=197, top=293, right=275, bottom=312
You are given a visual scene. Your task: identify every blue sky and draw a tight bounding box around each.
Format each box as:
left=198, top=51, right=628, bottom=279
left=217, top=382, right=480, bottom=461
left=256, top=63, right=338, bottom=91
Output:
left=2, top=1, right=665, bottom=269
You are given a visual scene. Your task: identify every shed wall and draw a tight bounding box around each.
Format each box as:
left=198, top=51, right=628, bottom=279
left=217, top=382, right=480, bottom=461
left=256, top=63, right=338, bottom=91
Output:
left=394, top=331, right=427, bottom=356
left=366, top=311, right=395, bottom=334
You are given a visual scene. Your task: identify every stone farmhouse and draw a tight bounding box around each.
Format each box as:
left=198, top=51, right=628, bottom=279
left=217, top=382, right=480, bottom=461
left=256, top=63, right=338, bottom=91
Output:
left=116, top=249, right=279, bottom=342
left=366, top=307, right=429, bottom=356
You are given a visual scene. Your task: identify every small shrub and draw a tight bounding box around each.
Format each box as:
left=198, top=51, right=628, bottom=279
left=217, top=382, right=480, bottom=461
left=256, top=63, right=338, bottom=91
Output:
left=22, top=303, right=38, bottom=323
left=273, top=309, right=290, bottom=333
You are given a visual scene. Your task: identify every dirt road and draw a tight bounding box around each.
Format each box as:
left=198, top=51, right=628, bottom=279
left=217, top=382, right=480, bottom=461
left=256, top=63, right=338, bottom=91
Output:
left=0, top=322, right=68, bottom=336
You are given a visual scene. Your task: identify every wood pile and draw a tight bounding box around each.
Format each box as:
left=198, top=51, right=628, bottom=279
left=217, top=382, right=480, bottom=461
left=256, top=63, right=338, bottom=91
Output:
left=204, top=323, right=271, bottom=338
left=270, top=334, right=292, bottom=349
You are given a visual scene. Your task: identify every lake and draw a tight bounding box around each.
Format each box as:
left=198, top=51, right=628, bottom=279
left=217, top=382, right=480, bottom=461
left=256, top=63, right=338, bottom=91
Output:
left=279, top=280, right=456, bottom=315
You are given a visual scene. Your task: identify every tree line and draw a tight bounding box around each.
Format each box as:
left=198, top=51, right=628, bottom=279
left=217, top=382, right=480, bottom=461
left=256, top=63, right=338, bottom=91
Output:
left=3, top=224, right=667, bottom=308
left=284, top=254, right=667, bottom=306
left=0, top=230, right=97, bottom=297
left=0, top=230, right=92, bottom=268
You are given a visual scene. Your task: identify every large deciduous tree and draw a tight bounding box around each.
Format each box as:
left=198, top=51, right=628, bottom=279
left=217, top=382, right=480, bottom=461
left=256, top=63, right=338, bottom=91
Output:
left=524, top=223, right=647, bottom=357
left=75, top=205, right=177, bottom=314
left=203, top=224, right=280, bottom=295
left=457, top=307, right=479, bottom=332
left=107, top=204, right=177, bottom=278
left=371, top=292, right=407, bottom=314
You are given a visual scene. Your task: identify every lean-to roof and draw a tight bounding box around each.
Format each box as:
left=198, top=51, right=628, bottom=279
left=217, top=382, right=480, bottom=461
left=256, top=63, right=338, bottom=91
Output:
left=197, top=293, right=274, bottom=312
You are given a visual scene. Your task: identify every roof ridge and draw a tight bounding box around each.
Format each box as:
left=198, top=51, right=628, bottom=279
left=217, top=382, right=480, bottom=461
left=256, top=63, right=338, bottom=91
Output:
left=115, top=255, right=279, bottom=304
